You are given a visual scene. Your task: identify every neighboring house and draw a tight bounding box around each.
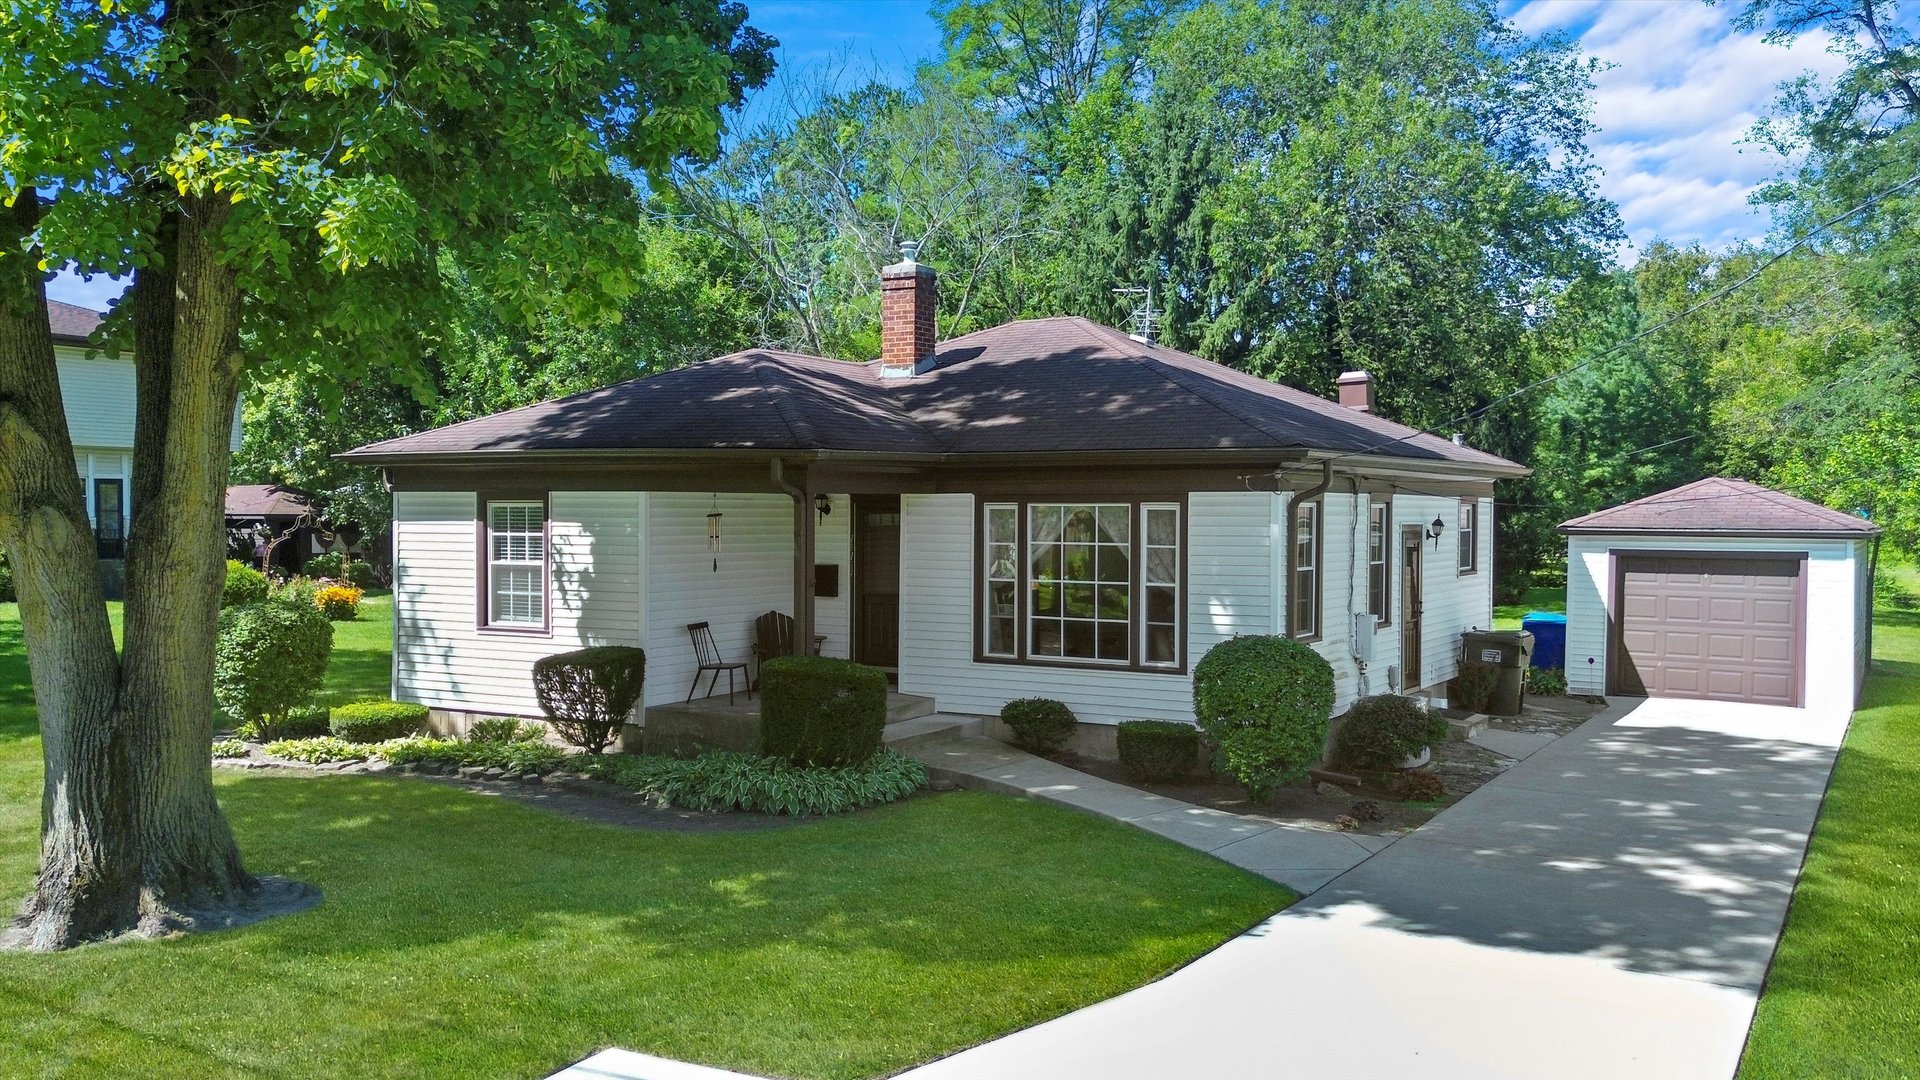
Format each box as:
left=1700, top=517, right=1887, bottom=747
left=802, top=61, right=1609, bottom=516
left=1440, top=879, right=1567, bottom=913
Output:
left=225, top=483, right=323, bottom=575
left=50, top=300, right=244, bottom=595
left=1561, top=476, right=1879, bottom=713
left=344, top=251, right=1525, bottom=745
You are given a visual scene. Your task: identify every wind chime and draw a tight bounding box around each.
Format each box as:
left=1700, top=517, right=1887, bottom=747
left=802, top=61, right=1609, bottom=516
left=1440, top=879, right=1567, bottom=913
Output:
left=707, top=495, right=724, bottom=573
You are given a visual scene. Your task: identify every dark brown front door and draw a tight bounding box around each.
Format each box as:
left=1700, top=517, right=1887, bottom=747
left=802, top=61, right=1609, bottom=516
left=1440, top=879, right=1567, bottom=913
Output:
left=1612, top=554, right=1804, bottom=707
left=1401, top=528, right=1423, bottom=691
left=852, top=496, right=901, bottom=671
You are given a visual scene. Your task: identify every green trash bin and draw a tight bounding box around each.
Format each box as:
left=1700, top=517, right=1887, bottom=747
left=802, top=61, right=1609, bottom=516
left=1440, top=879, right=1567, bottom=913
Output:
left=1460, top=629, right=1534, bottom=716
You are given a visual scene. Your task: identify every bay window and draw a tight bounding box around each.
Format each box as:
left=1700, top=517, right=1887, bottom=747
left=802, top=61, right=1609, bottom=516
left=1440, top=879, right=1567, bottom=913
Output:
left=979, top=500, right=1182, bottom=670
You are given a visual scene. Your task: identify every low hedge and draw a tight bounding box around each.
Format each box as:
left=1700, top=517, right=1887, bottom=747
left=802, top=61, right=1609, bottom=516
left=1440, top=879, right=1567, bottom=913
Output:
left=377, top=735, right=569, bottom=774
left=532, top=645, right=646, bottom=754
left=236, top=703, right=331, bottom=743
left=1117, top=720, right=1200, bottom=782
left=263, top=736, right=369, bottom=764
left=1330, top=695, right=1449, bottom=772
left=759, top=655, right=888, bottom=767
left=1001, top=697, right=1077, bottom=755
left=580, top=748, right=926, bottom=816
left=211, top=738, right=249, bottom=759
left=330, top=700, right=428, bottom=743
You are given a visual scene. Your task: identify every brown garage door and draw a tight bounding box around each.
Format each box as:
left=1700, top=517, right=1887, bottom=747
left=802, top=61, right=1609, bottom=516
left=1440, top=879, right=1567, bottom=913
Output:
left=1613, top=554, right=1804, bottom=707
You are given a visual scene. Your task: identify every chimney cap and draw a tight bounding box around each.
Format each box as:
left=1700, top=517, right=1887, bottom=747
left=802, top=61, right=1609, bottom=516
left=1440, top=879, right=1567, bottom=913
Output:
left=898, top=239, right=920, bottom=263
left=1337, top=370, right=1372, bottom=385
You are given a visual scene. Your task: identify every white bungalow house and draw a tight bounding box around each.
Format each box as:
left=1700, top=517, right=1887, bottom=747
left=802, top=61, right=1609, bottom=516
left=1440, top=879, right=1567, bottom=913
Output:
left=47, top=300, right=244, bottom=594
left=344, top=253, right=1525, bottom=749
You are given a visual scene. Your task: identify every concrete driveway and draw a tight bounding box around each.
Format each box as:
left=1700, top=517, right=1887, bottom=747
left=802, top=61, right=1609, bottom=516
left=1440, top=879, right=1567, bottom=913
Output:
left=901, top=696, right=1850, bottom=1080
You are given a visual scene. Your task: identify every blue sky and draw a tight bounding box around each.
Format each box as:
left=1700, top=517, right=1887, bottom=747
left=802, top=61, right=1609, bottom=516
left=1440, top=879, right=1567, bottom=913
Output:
left=47, top=0, right=1844, bottom=310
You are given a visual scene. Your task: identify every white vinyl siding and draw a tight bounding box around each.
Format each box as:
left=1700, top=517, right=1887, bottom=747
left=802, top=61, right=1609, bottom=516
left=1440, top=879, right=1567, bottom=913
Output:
left=392, top=490, right=643, bottom=717
left=1565, top=532, right=1867, bottom=713
left=643, top=493, right=796, bottom=707
left=55, top=343, right=242, bottom=454
left=900, top=491, right=1269, bottom=725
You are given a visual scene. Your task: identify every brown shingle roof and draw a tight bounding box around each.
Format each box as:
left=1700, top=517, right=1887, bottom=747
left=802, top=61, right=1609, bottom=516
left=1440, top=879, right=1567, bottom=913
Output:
left=1560, top=477, right=1879, bottom=536
left=49, top=300, right=103, bottom=343
left=225, top=484, right=315, bottom=520
left=343, top=316, right=1523, bottom=474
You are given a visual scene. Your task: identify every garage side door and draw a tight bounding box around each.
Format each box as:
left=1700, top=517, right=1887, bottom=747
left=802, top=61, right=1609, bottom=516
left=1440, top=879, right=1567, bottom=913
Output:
left=1613, top=555, right=1803, bottom=707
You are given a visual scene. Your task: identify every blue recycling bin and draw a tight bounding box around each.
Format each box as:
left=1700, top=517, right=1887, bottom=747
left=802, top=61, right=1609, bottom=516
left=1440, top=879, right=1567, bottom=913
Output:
left=1522, top=611, right=1566, bottom=671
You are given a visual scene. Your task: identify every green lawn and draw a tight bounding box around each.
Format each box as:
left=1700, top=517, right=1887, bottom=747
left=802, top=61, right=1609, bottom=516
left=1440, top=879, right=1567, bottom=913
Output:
left=1493, top=585, right=1564, bottom=629
left=1738, top=605, right=1920, bottom=1076
left=0, top=598, right=1286, bottom=1079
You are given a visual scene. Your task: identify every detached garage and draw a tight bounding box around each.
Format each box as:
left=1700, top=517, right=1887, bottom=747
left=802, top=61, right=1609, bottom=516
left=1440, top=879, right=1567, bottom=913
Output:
left=1562, top=477, right=1879, bottom=712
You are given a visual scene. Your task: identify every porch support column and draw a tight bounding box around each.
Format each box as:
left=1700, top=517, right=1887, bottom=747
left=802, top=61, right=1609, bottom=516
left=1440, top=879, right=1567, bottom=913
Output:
left=772, top=458, right=816, bottom=649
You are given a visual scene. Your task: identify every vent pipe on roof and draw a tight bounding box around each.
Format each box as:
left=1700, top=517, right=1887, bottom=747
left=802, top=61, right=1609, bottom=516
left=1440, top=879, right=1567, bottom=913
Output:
left=1336, top=371, right=1375, bottom=413
left=880, top=241, right=938, bottom=379
left=1451, top=432, right=1467, bottom=447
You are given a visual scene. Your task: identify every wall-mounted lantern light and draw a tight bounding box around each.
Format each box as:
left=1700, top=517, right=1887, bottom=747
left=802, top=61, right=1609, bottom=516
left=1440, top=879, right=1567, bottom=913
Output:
left=815, top=493, right=832, bottom=520
left=1427, top=515, right=1446, bottom=550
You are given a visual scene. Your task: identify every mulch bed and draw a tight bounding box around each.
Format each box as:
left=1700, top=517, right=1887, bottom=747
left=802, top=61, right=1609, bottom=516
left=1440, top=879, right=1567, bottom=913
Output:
left=1050, top=695, right=1607, bottom=838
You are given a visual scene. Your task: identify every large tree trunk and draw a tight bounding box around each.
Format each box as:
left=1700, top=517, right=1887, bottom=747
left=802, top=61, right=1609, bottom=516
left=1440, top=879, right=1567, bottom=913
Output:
left=0, top=194, right=316, bottom=951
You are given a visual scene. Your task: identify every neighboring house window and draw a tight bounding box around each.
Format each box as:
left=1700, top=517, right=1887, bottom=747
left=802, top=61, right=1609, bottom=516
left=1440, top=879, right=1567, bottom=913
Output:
left=1367, top=500, right=1390, bottom=624
left=486, top=500, right=547, bottom=628
left=983, top=504, right=1019, bottom=657
left=1292, top=499, right=1320, bottom=638
left=1458, top=498, right=1478, bottom=573
left=976, top=500, right=1183, bottom=670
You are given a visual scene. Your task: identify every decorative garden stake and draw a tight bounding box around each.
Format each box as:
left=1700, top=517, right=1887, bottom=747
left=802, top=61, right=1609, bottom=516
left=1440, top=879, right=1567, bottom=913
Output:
left=708, top=495, right=723, bottom=572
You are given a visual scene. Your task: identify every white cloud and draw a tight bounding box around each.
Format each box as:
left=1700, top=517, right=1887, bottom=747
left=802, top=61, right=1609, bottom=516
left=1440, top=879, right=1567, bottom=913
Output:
left=1511, top=0, right=1850, bottom=256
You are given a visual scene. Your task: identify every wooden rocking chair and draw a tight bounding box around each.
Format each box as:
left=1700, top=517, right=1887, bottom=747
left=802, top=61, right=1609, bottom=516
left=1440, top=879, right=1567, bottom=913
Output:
left=751, top=611, right=829, bottom=689
left=685, top=621, right=749, bottom=704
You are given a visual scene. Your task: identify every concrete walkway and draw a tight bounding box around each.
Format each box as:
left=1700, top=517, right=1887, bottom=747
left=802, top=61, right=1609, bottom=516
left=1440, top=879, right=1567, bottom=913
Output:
left=899, top=697, right=1850, bottom=1080
left=897, top=722, right=1382, bottom=893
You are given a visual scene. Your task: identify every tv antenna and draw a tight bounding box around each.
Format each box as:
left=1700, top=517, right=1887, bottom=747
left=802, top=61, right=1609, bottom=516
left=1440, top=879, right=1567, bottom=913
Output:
left=1113, top=284, right=1160, bottom=344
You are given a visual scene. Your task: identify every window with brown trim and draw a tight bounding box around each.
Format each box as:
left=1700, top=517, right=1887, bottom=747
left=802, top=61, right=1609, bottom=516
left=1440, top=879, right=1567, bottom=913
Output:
left=1367, top=500, right=1390, bottom=624
left=485, top=500, right=548, bottom=627
left=976, top=499, right=1183, bottom=671
left=1458, top=498, right=1478, bottom=574
left=1292, top=499, right=1321, bottom=639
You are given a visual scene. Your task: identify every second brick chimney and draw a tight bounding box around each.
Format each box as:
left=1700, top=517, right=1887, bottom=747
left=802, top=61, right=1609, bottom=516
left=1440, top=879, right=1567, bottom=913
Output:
left=880, top=241, right=938, bottom=378
left=1336, top=370, right=1376, bottom=413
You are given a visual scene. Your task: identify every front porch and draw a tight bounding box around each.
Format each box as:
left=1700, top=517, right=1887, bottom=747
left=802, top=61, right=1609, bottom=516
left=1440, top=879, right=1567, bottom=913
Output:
left=637, top=690, right=939, bottom=757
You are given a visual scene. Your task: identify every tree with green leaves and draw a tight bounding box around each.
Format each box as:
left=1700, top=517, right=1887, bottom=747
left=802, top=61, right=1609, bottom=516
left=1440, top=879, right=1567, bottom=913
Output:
left=1042, top=0, right=1620, bottom=449
left=0, top=0, right=770, bottom=950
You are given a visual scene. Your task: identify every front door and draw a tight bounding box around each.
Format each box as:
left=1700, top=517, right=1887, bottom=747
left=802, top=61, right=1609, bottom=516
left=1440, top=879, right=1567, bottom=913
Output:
left=1400, top=527, right=1424, bottom=691
left=852, top=495, right=901, bottom=672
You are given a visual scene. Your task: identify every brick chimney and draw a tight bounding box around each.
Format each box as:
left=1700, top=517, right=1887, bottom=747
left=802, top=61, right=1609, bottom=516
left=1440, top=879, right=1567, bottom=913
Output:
left=1336, top=370, right=1375, bottom=413
left=880, top=241, right=937, bottom=378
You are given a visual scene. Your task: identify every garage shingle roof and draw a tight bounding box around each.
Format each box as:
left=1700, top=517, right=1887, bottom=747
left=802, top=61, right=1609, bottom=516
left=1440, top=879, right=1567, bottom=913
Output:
left=343, top=316, right=1522, bottom=473
left=1560, top=477, right=1879, bottom=536
left=49, top=300, right=103, bottom=343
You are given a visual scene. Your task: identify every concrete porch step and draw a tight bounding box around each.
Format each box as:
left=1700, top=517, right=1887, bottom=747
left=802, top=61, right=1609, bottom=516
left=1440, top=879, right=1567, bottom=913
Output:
left=882, top=713, right=984, bottom=749
left=887, top=693, right=937, bottom=724
left=1446, top=712, right=1491, bottom=741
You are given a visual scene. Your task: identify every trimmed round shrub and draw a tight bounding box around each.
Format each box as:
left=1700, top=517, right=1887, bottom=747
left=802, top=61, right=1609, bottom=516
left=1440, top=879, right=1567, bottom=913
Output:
left=1117, top=720, right=1200, bottom=782
left=1000, top=697, right=1077, bottom=755
left=532, top=645, right=647, bottom=754
left=330, top=700, right=428, bottom=743
left=221, top=559, right=270, bottom=608
left=344, top=559, right=380, bottom=590
left=313, top=583, right=363, bottom=621
left=215, top=600, right=333, bottom=734
left=759, top=655, right=888, bottom=767
left=1331, top=695, right=1450, bottom=772
left=1192, top=635, right=1335, bottom=799
left=1451, top=661, right=1499, bottom=713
